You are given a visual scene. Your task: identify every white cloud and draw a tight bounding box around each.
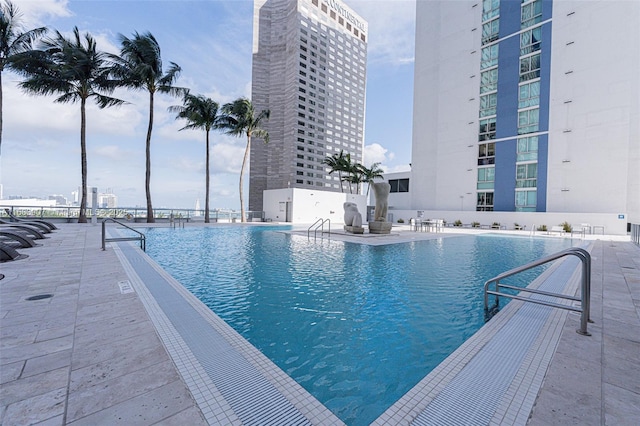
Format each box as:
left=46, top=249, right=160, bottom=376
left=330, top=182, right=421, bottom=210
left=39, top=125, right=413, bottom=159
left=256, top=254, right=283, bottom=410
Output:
left=12, top=0, right=72, bottom=28
left=352, top=0, right=416, bottom=66
left=364, top=142, right=395, bottom=167
left=94, top=145, right=129, bottom=160
left=212, top=142, right=245, bottom=174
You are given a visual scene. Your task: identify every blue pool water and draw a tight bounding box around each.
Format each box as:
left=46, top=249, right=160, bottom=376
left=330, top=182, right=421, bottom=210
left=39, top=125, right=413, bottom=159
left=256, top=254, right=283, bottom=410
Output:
left=144, top=227, right=573, bottom=425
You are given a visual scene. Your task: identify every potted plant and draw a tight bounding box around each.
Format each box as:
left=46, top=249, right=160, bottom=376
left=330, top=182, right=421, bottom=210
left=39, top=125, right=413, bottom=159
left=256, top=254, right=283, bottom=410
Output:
left=472, top=221, right=480, bottom=228
left=454, top=219, right=462, bottom=227
left=537, top=225, right=547, bottom=232
left=491, top=222, right=501, bottom=229
left=561, top=221, right=572, bottom=233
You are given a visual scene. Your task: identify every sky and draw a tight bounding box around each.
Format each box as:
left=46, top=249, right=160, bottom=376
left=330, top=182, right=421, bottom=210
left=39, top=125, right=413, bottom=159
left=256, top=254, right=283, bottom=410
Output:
left=3, top=0, right=415, bottom=209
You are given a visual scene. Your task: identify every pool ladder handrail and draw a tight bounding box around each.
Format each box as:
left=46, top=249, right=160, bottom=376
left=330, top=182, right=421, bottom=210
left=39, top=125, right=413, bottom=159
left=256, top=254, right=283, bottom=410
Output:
left=308, top=218, right=330, bottom=240
left=483, top=247, right=592, bottom=336
left=102, top=217, right=146, bottom=251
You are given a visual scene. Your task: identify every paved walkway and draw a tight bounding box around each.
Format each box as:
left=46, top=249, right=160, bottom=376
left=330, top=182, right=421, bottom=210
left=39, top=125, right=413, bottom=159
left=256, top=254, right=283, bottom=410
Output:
left=1, top=225, right=207, bottom=425
left=1, top=224, right=638, bottom=425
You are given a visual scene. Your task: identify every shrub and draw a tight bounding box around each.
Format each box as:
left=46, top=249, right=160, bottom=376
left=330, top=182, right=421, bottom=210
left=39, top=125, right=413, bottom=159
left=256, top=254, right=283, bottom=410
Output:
left=561, top=221, right=572, bottom=233
left=454, top=219, right=462, bottom=227
left=537, top=225, right=547, bottom=231
left=397, top=218, right=405, bottom=224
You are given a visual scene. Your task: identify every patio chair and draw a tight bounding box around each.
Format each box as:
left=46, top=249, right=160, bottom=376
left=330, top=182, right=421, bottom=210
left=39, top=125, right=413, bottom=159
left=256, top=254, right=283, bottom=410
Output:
left=0, top=230, right=39, bottom=248
left=4, top=208, right=58, bottom=230
left=0, top=218, right=51, bottom=234
left=0, top=223, right=47, bottom=239
left=0, top=241, right=28, bottom=262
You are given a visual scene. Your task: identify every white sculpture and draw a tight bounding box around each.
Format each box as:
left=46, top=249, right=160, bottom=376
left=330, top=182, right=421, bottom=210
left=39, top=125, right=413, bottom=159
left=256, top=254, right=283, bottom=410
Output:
left=369, top=182, right=392, bottom=234
left=343, top=202, right=364, bottom=233
left=372, top=182, right=390, bottom=221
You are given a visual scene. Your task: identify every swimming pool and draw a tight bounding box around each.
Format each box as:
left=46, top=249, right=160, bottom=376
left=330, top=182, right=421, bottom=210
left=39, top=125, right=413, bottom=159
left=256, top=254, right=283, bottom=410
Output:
left=144, top=227, right=572, bottom=425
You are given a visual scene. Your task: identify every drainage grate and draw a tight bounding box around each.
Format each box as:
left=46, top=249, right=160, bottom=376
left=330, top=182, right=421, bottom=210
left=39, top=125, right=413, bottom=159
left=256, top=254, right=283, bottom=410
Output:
left=26, top=294, right=53, bottom=301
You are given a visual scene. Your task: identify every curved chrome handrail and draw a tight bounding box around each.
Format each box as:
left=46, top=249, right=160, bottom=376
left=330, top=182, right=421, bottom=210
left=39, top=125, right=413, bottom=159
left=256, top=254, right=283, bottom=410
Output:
left=101, top=218, right=146, bottom=251
left=483, top=247, right=591, bottom=335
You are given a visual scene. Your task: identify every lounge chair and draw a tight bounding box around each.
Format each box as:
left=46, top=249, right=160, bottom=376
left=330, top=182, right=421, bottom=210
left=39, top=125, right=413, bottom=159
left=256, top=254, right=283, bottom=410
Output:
left=0, top=218, right=51, bottom=234
left=0, top=230, right=39, bottom=248
left=4, top=208, right=58, bottom=230
left=0, top=224, right=47, bottom=239
left=0, top=241, right=28, bottom=262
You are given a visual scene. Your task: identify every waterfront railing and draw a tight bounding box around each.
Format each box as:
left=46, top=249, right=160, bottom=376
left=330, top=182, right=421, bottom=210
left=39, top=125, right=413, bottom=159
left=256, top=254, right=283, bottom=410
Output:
left=1, top=205, right=261, bottom=223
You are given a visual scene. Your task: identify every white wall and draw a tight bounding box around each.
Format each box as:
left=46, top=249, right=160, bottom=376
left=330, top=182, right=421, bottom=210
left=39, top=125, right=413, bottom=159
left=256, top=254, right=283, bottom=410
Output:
left=547, top=1, right=640, bottom=215
left=411, top=0, right=479, bottom=211
left=263, top=188, right=366, bottom=224
left=385, top=209, right=628, bottom=235
left=383, top=171, right=412, bottom=210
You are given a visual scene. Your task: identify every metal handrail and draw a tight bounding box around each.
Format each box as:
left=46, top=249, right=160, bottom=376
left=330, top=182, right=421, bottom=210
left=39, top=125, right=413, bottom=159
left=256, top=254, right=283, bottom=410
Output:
left=483, top=247, right=592, bottom=336
left=307, top=218, right=330, bottom=240
left=102, top=218, right=146, bottom=251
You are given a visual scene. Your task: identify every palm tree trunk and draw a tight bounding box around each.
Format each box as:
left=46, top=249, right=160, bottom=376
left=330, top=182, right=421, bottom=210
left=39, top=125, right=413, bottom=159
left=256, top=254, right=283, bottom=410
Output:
left=205, top=130, right=210, bottom=223
left=145, top=91, right=155, bottom=223
left=338, top=171, right=343, bottom=193
left=239, top=134, right=251, bottom=223
left=0, top=70, right=3, bottom=189
left=79, top=97, right=88, bottom=223
left=0, top=69, right=3, bottom=157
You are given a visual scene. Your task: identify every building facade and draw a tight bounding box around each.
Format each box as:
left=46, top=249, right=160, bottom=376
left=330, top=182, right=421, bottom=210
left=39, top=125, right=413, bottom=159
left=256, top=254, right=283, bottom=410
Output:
left=411, top=0, right=639, bottom=221
left=250, top=0, right=368, bottom=211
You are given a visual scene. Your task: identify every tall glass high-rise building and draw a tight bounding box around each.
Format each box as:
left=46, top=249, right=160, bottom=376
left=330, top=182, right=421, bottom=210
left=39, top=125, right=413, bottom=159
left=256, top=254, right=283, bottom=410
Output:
left=411, top=0, right=639, bottom=217
left=250, top=0, right=368, bottom=211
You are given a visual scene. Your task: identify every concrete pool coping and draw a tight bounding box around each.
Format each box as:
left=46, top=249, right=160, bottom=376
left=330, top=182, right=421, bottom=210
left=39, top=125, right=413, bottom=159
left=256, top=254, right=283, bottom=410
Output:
left=1, top=224, right=638, bottom=424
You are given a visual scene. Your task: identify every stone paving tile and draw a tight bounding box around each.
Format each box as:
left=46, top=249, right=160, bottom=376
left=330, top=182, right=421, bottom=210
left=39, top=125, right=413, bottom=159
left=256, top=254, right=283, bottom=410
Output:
left=22, top=349, right=72, bottom=378
left=70, top=328, right=164, bottom=371
left=67, top=380, right=196, bottom=425
left=66, top=360, right=182, bottom=422
left=69, top=344, right=169, bottom=394
left=154, top=406, right=208, bottom=425
left=2, top=387, right=66, bottom=425
left=0, top=367, right=70, bottom=408
left=604, top=383, right=640, bottom=425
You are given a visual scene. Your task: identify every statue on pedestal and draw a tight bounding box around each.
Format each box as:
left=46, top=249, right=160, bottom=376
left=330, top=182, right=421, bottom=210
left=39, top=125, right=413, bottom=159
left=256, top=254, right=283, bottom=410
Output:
left=369, top=182, right=392, bottom=234
left=343, top=202, right=364, bottom=234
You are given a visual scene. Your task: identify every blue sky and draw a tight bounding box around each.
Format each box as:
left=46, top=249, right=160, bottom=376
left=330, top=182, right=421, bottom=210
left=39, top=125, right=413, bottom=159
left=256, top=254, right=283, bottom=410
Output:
left=3, top=0, right=415, bottom=209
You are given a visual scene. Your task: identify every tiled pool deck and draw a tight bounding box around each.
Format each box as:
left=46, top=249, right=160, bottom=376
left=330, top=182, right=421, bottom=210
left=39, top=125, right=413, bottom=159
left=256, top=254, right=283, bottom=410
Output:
left=1, top=224, right=638, bottom=425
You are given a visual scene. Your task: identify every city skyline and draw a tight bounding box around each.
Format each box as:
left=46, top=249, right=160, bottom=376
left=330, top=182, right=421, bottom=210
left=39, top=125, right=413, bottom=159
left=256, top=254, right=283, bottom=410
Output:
left=2, top=0, right=415, bottom=209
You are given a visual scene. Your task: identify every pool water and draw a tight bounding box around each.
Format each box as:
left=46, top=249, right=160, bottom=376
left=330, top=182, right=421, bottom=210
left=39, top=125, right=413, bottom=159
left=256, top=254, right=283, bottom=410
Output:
left=144, top=227, right=572, bottom=425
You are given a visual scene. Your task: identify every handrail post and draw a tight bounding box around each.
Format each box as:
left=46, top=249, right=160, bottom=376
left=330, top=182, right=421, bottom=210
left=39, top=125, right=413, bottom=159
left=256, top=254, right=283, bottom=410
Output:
left=101, top=220, right=106, bottom=250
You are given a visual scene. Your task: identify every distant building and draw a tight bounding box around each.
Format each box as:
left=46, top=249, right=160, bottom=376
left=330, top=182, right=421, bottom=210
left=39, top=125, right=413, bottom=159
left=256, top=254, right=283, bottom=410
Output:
left=410, top=0, right=639, bottom=219
left=250, top=0, right=368, bottom=211
left=98, top=188, right=117, bottom=208
left=48, top=194, right=68, bottom=206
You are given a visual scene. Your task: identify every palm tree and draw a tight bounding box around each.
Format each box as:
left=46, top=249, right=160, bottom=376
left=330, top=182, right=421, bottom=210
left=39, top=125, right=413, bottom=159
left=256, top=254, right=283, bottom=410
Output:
left=13, top=27, right=124, bottom=223
left=220, top=98, right=269, bottom=223
left=0, top=0, right=47, bottom=154
left=358, top=162, right=384, bottom=196
left=340, top=152, right=362, bottom=194
left=323, top=149, right=350, bottom=193
left=169, top=94, right=221, bottom=223
left=111, top=31, right=185, bottom=223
